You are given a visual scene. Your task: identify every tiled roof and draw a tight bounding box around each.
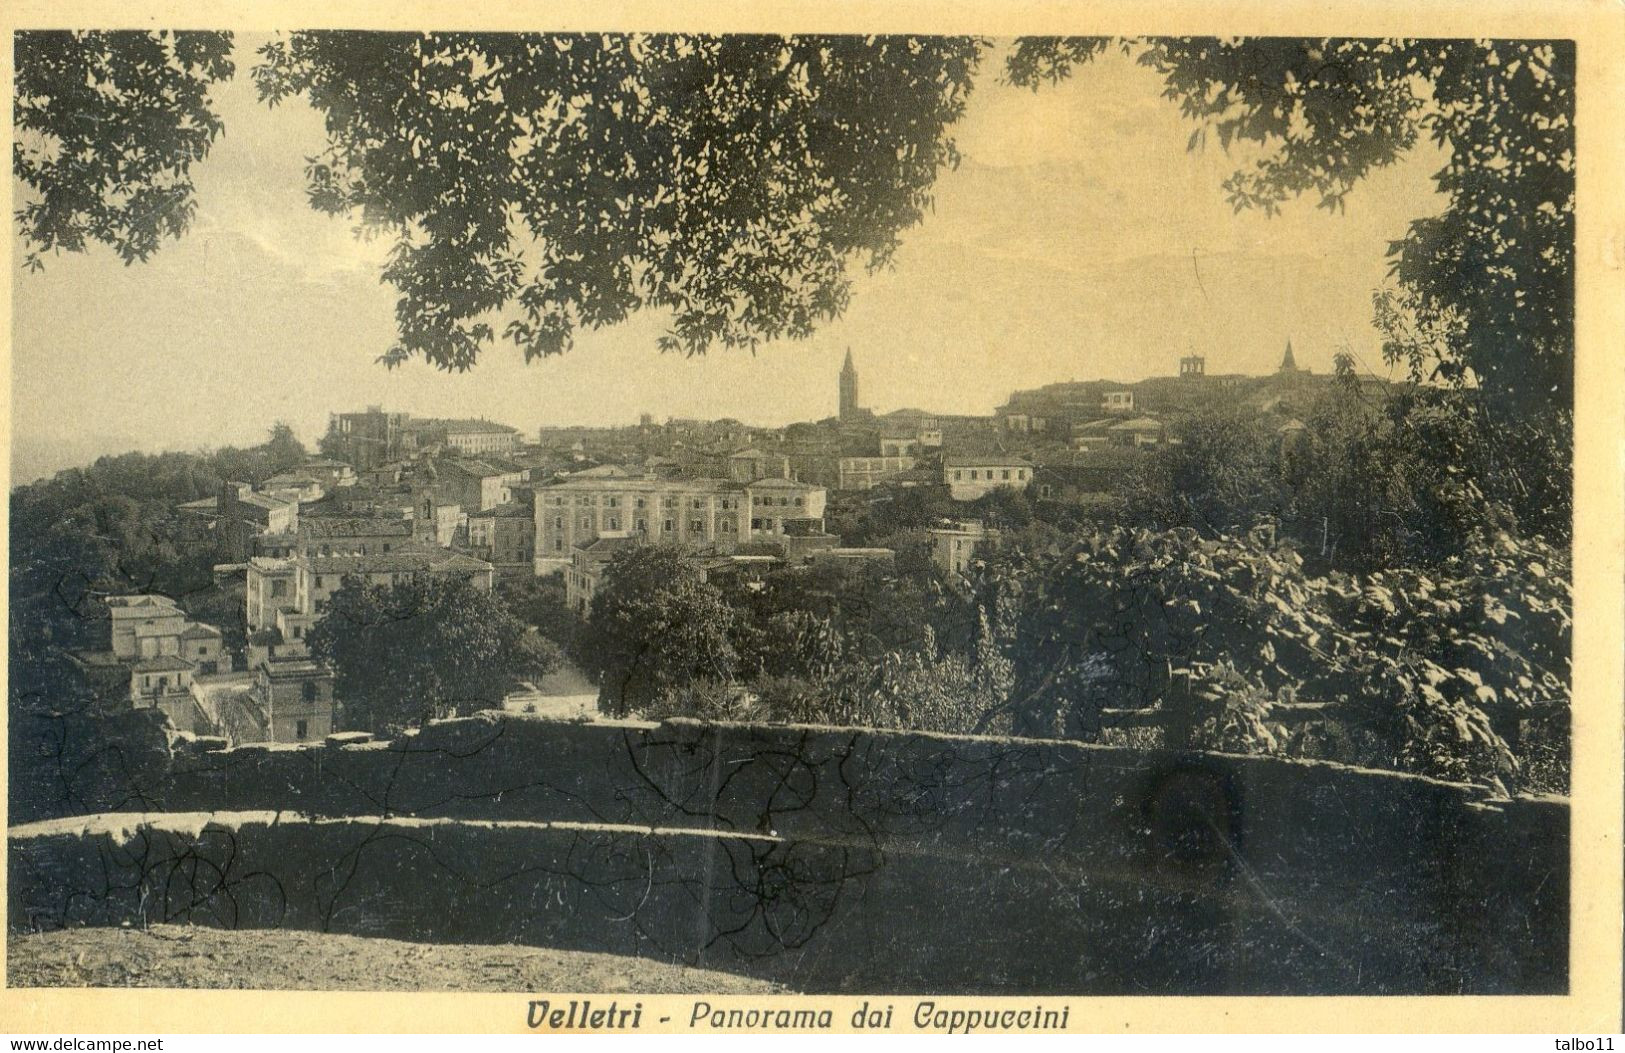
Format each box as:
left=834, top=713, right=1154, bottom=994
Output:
left=302, top=549, right=493, bottom=575
left=574, top=536, right=640, bottom=556
left=433, top=552, right=497, bottom=572
left=745, top=477, right=819, bottom=490
left=416, top=416, right=516, bottom=435
left=107, top=594, right=181, bottom=611
left=470, top=502, right=532, bottom=519
left=542, top=476, right=741, bottom=494
left=300, top=517, right=414, bottom=538
left=1034, top=448, right=1147, bottom=469
left=180, top=623, right=223, bottom=639
left=131, top=655, right=194, bottom=673
left=236, top=491, right=295, bottom=511
left=436, top=458, right=505, bottom=478
left=258, top=658, right=332, bottom=679
left=942, top=454, right=1034, bottom=468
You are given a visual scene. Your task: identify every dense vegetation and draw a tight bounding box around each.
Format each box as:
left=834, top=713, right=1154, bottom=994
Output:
left=575, top=516, right=1568, bottom=793
left=309, top=577, right=560, bottom=733
left=569, top=373, right=1572, bottom=793
left=8, top=426, right=310, bottom=817
left=10, top=424, right=306, bottom=683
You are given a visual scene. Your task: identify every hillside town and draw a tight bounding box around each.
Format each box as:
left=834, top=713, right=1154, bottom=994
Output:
left=58, top=342, right=1388, bottom=748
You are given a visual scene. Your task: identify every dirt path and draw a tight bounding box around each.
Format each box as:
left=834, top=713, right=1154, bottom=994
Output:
left=503, top=659, right=600, bottom=720
left=8, top=925, right=784, bottom=993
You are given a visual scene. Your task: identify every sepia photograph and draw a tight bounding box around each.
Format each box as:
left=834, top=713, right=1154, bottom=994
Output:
left=3, top=5, right=1620, bottom=1033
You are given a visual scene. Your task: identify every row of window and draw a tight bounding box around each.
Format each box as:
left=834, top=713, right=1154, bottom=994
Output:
left=305, top=542, right=395, bottom=557
left=543, top=494, right=742, bottom=510
left=552, top=511, right=755, bottom=532
left=549, top=515, right=747, bottom=549
left=543, top=493, right=806, bottom=515
left=951, top=468, right=1029, bottom=482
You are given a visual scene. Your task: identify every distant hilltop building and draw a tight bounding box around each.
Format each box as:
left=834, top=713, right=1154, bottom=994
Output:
left=996, top=340, right=1387, bottom=438
left=839, top=349, right=862, bottom=420
left=324, top=407, right=519, bottom=467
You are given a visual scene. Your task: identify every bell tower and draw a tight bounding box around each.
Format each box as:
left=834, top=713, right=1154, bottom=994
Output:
left=839, top=349, right=861, bottom=419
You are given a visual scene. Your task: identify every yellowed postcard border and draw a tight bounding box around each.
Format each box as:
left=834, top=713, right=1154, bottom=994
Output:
left=1, top=0, right=1621, bottom=1034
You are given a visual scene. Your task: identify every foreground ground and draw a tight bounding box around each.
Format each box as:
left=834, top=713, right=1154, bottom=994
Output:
left=8, top=925, right=784, bottom=992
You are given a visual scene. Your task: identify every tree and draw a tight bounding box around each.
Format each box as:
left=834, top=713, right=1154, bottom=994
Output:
left=307, top=575, right=559, bottom=732
left=496, top=574, right=584, bottom=661
left=14, top=31, right=236, bottom=270
left=579, top=544, right=738, bottom=716
left=985, top=526, right=1565, bottom=790
left=968, top=486, right=1035, bottom=531
left=727, top=557, right=974, bottom=671
left=262, top=422, right=307, bottom=473
left=1122, top=406, right=1285, bottom=535
left=17, top=33, right=1574, bottom=425
left=1007, top=38, right=1573, bottom=422
left=250, top=32, right=984, bottom=369
left=1008, top=40, right=1576, bottom=546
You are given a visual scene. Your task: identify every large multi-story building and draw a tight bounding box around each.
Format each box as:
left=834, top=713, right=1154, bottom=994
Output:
left=441, top=418, right=521, bottom=456
left=290, top=515, right=416, bottom=559
left=943, top=455, right=1034, bottom=501
left=533, top=475, right=827, bottom=575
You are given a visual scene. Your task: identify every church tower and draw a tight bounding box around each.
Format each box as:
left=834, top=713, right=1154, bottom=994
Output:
left=839, top=348, right=861, bottom=419
left=1278, top=339, right=1299, bottom=374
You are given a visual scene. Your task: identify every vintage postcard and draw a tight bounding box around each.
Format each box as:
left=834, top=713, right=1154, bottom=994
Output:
left=3, top=0, right=1622, bottom=1036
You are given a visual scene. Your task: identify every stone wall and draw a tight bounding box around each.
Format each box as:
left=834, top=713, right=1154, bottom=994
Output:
left=8, top=713, right=1567, bottom=994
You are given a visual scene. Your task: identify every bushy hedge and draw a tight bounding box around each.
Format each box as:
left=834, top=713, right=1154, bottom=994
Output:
left=998, top=526, right=1569, bottom=791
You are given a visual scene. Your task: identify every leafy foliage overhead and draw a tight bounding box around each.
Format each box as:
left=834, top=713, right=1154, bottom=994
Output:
left=16, top=32, right=1573, bottom=420
left=252, top=32, right=986, bottom=369
left=13, top=31, right=236, bottom=270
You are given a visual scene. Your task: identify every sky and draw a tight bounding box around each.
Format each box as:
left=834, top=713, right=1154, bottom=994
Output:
left=10, top=38, right=1448, bottom=484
